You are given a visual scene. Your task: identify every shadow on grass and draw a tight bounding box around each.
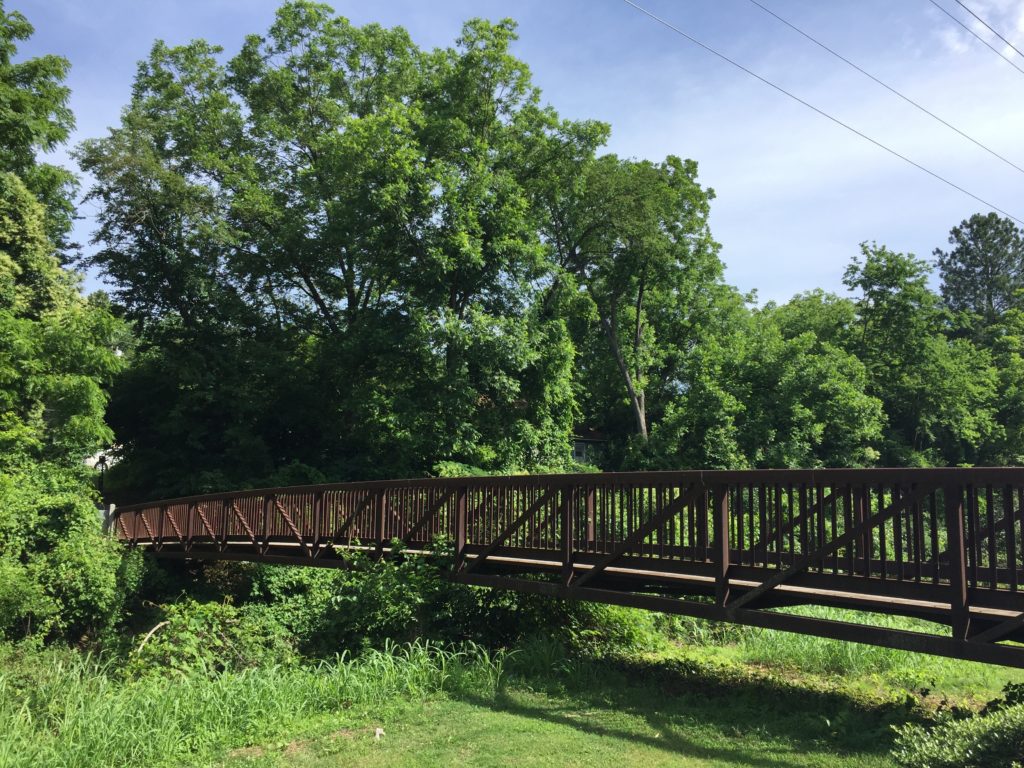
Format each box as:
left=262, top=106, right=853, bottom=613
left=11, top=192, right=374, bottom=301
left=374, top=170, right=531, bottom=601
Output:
left=456, top=654, right=915, bottom=766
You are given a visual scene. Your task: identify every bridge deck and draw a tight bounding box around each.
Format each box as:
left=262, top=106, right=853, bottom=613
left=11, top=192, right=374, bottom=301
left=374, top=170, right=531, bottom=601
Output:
left=112, top=468, right=1024, bottom=667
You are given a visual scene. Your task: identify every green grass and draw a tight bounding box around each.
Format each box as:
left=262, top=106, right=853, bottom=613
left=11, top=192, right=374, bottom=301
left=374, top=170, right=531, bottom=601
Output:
left=219, top=649, right=913, bottom=768
left=4, top=604, right=1024, bottom=768
left=222, top=692, right=894, bottom=768
left=0, top=641, right=507, bottom=768
left=660, top=606, right=1024, bottom=703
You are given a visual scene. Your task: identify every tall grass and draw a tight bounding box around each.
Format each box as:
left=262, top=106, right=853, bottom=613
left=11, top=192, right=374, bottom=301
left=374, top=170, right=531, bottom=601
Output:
left=0, top=640, right=507, bottom=768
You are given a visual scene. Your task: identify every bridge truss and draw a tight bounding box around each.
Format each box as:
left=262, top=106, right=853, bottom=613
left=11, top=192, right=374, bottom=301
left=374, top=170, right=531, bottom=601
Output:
left=112, top=468, right=1024, bottom=667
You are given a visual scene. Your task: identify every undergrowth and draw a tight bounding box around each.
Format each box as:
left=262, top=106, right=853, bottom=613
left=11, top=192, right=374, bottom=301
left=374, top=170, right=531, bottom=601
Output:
left=0, top=640, right=508, bottom=768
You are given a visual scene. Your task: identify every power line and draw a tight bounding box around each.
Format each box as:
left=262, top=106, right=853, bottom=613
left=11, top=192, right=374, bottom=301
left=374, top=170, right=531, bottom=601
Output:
left=928, top=0, right=1024, bottom=78
left=747, top=0, right=1024, bottom=178
left=619, top=0, right=1024, bottom=226
left=953, top=0, right=1024, bottom=60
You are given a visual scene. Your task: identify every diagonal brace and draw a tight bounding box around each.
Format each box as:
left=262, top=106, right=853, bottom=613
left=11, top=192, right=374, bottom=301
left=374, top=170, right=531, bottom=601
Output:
left=466, top=488, right=559, bottom=573
left=728, top=485, right=931, bottom=612
left=574, top=484, right=707, bottom=588
left=402, top=488, right=455, bottom=546
left=229, top=501, right=260, bottom=547
left=274, top=498, right=312, bottom=556
left=333, top=493, right=376, bottom=542
left=753, top=489, right=835, bottom=553
left=971, top=612, right=1024, bottom=644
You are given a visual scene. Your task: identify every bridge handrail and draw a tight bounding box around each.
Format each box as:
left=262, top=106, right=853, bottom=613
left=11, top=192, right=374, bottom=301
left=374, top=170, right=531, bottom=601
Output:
left=113, top=466, right=1024, bottom=512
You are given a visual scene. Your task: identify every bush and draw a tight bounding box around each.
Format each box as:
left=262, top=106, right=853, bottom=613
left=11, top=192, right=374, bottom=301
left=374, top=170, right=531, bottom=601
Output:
left=126, top=599, right=296, bottom=676
left=892, top=703, right=1024, bottom=768
left=0, top=465, right=142, bottom=642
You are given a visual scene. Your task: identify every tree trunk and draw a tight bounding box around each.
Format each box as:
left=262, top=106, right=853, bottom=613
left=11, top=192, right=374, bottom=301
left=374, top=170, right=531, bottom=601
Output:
left=601, top=314, right=648, bottom=441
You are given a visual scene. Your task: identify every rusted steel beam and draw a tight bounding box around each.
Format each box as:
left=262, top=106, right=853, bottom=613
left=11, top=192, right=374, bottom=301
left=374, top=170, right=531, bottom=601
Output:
left=454, top=572, right=1024, bottom=668
left=560, top=488, right=574, bottom=585
left=753, top=490, right=835, bottom=555
left=228, top=500, right=260, bottom=547
left=164, top=507, right=183, bottom=539
left=333, top=492, right=375, bottom=543
left=946, top=485, right=972, bottom=640
left=713, top=484, right=730, bottom=607
left=194, top=502, right=218, bottom=540
left=273, top=497, right=311, bottom=555
left=971, top=612, right=1024, bottom=644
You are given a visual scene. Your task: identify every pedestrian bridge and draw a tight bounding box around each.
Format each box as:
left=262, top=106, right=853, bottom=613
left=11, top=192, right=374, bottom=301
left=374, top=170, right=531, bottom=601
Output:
left=112, top=468, right=1024, bottom=667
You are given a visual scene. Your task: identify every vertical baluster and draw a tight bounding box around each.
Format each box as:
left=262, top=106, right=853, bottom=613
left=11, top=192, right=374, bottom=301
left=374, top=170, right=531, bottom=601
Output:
left=929, top=490, right=940, bottom=584
left=967, top=485, right=979, bottom=588
left=893, top=485, right=904, bottom=581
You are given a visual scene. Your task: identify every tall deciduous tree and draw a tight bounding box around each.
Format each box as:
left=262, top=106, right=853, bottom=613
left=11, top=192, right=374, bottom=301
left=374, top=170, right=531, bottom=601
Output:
left=844, top=242, right=999, bottom=465
left=540, top=152, right=729, bottom=449
left=80, top=4, right=586, bottom=496
left=0, top=3, right=77, bottom=247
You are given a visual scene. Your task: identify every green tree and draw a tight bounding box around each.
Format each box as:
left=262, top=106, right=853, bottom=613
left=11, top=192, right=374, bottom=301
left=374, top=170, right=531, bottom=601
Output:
left=0, top=7, right=138, bottom=642
left=844, top=242, right=999, bottom=465
left=539, top=151, right=731, bottom=455
left=80, top=4, right=587, bottom=496
left=0, top=3, right=76, bottom=246
left=650, top=306, right=883, bottom=469
left=936, top=213, right=1024, bottom=337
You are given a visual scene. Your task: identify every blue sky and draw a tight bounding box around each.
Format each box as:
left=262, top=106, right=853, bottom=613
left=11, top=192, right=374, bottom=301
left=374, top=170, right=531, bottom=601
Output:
left=16, top=0, right=1024, bottom=303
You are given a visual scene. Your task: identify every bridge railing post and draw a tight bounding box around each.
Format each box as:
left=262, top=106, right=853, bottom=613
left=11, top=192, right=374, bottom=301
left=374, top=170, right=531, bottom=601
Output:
left=312, top=490, right=325, bottom=555
left=713, top=484, right=730, bottom=607
left=561, top=484, right=574, bottom=585
left=944, top=482, right=971, bottom=640
left=454, top=484, right=467, bottom=572
left=374, top=489, right=387, bottom=555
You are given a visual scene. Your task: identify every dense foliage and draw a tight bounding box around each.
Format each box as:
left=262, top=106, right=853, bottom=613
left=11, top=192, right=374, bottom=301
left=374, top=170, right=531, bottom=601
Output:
left=893, top=684, right=1024, bottom=768
left=68, top=2, right=1024, bottom=502
left=0, top=2, right=136, bottom=643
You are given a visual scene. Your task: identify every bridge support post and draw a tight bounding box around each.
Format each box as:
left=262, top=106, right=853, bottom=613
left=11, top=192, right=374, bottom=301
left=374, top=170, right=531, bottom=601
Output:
left=713, top=484, right=730, bottom=607
left=312, top=490, right=324, bottom=557
left=454, top=485, right=467, bottom=571
left=945, top=483, right=971, bottom=640
left=585, top=486, right=596, bottom=549
left=561, top=486, right=574, bottom=585
left=375, top=490, right=387, bottom=555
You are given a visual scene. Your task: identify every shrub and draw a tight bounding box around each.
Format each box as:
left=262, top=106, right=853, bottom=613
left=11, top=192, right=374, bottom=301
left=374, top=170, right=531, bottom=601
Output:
left=892, top=703, right=1024, bottom=768
left=126, top=599, right=296, bottom=676
left=0, top=465, right=143, bottom=642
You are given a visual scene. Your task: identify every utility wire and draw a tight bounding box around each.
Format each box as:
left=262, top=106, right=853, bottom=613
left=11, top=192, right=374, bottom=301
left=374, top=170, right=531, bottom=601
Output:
left=953, top=0, right=1024, bottom=60
left=746, top=0, right=1024, bottom=178
left=619, top=0, right=1024, bottom=226
left=928, top=0, right=1024, bottom=77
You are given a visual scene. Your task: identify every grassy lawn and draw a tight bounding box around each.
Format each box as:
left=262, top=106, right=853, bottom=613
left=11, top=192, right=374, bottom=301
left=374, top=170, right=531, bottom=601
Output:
left=223, top=693, right=894, bottom=768
left=221, top=650, right=916, bottom=768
